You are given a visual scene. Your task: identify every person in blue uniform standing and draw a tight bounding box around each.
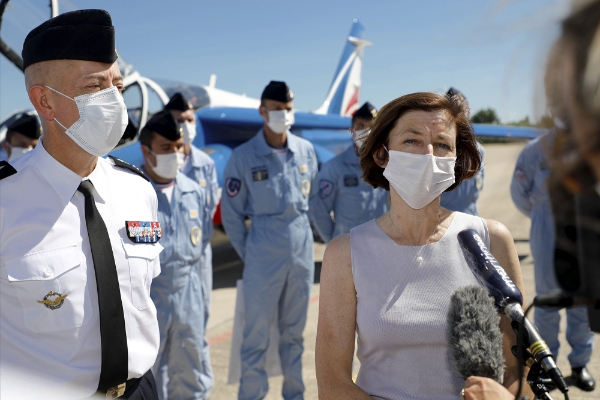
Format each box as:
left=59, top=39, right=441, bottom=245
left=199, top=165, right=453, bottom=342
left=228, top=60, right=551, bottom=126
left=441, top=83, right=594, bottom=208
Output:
left=221, top=81, right=318, bottom=400
left=309, top=102, right=389, bottom=243
left=140, top=110, right=213, bottom=399
left=164, top=92, right=219, bottom=395
left=511, top=128, right=596, bottom=392
left=1, top=113, right=41, bottom=162
left=441, top=87, right=485, bottom=216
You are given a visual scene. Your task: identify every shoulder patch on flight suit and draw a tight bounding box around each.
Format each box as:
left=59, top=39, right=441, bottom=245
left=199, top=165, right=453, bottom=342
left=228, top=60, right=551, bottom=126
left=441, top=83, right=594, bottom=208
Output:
left=514, top=168, right=525, bottom=181
left=319, top=179, right=334, bottom=199
left=108, top=156, right=149, bottom=182
left=344, top=175, right=359, bottom=187
left=251, top=167, right=269, bottom=181
left=0, top=161, right=17, bottom=180
left=226, top=177, right=241, bottom=197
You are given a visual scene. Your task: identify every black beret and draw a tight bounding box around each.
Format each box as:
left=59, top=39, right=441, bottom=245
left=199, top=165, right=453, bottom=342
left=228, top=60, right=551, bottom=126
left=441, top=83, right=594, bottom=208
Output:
left=7, top=114, right=41, bottom=140
left=144, top=110, right=182, bottom=141
left=164, top=92, right=193, bottom=111
left=353, top=102, right=377, bottom=120
left=22, top=9, right=117, bottom=71
left=261, top=81, right=293, bottom=102
left=446, top=87, right=466, bottom=99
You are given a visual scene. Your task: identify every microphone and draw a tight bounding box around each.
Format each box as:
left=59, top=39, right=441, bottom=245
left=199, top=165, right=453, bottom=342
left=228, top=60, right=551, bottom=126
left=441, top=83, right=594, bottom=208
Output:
left=447, top=285, right=505, bottom=383
left=457, top=229, right=569, bottom=395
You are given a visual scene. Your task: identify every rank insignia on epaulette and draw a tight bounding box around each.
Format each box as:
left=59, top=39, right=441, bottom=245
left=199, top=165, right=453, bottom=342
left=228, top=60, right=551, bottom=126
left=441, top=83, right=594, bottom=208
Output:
left=125, top=221, right=162, bottom=243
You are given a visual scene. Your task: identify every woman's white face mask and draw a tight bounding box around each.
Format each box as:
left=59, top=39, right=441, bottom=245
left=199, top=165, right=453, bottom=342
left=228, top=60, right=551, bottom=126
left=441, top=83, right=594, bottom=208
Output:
left=382, top=146, right=456, bottom=209
left=148, top=150, right=185, bottom=180
left=45, top=85, right=128, bottom=157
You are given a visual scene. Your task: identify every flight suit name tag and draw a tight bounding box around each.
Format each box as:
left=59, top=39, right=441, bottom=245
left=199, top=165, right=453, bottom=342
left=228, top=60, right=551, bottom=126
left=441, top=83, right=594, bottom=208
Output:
left=125, top=221, right=162, bottom=243
left=344, top=175, right=359, bottom=187
left=252, top=168, right=269, bottom=181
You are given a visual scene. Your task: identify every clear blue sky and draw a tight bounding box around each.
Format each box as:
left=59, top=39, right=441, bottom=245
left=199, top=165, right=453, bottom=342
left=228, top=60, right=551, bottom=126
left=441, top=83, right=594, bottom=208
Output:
left=0, top=0, right=569, bottom=123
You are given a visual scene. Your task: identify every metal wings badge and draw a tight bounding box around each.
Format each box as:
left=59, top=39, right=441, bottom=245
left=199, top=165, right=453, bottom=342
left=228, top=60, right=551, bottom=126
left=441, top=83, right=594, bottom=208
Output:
left=125, top=221, right=162, bottom=243
left=38, top=291, right=67, bottom=310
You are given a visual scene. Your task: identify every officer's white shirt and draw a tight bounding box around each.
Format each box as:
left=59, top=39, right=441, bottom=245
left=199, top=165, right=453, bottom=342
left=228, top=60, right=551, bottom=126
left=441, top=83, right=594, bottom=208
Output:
left=0, top=140, right=163, bottom=398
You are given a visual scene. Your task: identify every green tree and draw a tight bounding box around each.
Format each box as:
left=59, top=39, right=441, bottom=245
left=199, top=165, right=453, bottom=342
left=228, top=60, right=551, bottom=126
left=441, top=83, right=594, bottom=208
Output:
left=471, top=108, right=500, bottom=124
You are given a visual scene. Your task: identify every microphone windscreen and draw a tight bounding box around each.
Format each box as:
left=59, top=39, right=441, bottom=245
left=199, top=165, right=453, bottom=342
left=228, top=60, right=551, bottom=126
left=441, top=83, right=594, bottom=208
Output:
left=447, top=285, right=505, bottom=383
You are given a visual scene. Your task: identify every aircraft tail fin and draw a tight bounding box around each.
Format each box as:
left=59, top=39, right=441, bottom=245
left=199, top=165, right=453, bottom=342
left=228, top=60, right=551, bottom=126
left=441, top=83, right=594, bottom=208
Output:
left=314, top=19, right=371, bottom=116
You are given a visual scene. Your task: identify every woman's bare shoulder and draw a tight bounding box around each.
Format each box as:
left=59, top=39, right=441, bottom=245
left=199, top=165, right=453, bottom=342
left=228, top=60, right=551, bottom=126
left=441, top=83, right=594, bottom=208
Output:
left=484, top=219, right=514, bottom=247
left=321, top=234, right=353, bottom=282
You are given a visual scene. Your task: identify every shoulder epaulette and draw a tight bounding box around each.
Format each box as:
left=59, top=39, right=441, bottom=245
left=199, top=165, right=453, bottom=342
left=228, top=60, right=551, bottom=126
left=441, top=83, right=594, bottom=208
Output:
left=0, top=161, right=17, bottom=181
left=108, top=156, right=149, bottom=182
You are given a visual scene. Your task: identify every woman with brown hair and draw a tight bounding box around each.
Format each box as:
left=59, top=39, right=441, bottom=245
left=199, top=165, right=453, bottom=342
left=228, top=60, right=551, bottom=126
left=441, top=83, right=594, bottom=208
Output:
left=315, top=92, right=527, bottom=399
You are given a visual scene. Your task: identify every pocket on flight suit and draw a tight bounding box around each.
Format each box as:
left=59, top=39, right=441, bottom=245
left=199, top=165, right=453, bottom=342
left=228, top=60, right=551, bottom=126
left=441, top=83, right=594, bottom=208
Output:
left=122, top=240, right=163, bottom=311
left=5, top=245, right=92, bottom=333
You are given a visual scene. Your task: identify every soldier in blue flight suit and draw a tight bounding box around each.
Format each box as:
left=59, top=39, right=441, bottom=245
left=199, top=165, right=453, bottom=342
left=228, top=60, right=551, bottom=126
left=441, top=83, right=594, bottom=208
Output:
left=309, top=102, right=389, bottom=243
left=511, top=129, right=596, bottom=391
left=140, top=110, right=213, bottom=399
left=164, top=92, right=219, bottom=395
left=221, top=81, right=318, bottom=400
left=440, top=87, right=485, bottom=215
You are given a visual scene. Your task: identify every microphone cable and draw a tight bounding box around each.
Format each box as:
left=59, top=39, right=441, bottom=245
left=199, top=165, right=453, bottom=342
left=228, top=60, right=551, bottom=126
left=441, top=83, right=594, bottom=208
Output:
left=514, top=303, right=569, bottom=400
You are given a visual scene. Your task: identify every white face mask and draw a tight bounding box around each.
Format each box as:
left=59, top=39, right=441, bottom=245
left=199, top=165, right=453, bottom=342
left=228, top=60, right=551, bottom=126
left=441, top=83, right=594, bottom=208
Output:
left=383, top=148, right=456, bottom=209
left=265, top=109, right=294, bottom=134
left=352, top=128, right=369, bottom=148
left=46, top=86, right=128, bottom=157
left=148, top=150, right=185, bottom=180
left=181, top=121, right=197, bottom=144
left=7, top=145, right=33, bottom=162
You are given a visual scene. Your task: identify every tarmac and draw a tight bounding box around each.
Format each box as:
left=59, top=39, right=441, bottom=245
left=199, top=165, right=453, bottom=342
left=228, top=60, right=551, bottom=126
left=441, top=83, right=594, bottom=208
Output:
left=205, top=142, right=600, bottom=400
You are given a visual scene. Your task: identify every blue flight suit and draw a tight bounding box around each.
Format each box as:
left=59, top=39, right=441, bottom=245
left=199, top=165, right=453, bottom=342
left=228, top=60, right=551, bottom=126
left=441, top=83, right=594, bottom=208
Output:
left=181, top=144, right=220, bottom=395
left=221, top=130, right=318, bottom=400
left=441, top=142, right=485, bottom=215
left=510, top=131, right=594, bottom=368
left=149, top=172, right=213, bottom=400
left=308, top=144, right=389, bottom=243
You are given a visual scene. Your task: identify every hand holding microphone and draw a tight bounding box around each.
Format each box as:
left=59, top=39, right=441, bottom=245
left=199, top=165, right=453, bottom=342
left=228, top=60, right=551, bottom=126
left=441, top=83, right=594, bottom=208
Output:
left=457, top=229, right=569, bottom=397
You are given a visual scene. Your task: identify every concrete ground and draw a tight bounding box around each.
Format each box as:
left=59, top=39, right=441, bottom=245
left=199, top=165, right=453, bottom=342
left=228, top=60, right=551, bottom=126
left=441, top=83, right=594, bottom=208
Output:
left=205, top=142, right=599, bottom=399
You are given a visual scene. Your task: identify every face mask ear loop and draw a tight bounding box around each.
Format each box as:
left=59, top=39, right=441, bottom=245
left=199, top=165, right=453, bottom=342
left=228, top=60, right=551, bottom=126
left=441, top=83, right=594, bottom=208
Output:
left=44, top=85, right=75, bottom=132
left=146, top=146, right=159, bottom=168
left=44, top=85, right=74, bottom=101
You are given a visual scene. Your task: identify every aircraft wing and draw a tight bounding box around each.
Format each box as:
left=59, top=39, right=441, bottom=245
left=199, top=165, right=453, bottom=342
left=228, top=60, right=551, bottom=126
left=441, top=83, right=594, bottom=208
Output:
left=195, top=106, right=351, bottom=149
left=472, top=123, right=546, bottom=139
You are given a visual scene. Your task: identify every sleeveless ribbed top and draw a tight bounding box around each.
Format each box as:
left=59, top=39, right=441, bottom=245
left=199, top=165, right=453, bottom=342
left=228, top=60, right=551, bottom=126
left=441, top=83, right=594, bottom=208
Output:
left=350, top=212, right=489, bottom=400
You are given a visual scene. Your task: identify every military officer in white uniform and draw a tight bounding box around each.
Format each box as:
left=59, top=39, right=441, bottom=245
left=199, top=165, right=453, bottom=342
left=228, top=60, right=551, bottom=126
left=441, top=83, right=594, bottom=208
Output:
left=0, top=10, right=163, bottom=399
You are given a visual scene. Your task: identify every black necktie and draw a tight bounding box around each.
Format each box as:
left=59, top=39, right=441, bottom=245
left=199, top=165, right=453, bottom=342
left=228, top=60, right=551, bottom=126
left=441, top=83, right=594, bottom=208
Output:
left=78, top=180, right=128, bottom=391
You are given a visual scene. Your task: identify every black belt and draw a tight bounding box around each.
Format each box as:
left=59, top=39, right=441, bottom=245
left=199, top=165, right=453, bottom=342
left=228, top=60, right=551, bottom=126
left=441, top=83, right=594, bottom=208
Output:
left=100, top=376, right=142, bottom=399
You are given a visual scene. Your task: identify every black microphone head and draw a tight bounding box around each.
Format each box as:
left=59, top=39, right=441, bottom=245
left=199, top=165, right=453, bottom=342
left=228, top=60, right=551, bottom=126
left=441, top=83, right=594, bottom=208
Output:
left=447, top=285, right=505, bottom=383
